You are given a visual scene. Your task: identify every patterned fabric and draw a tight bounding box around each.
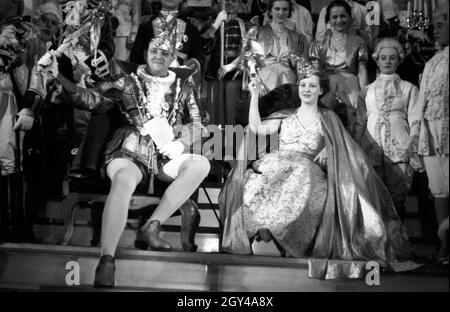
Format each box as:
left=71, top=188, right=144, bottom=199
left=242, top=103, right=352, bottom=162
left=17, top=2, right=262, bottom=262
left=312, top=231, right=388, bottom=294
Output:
left=242, top=114, right=327, bottom=257
left=356, top=74, right=421, bottom=167
left=279, top=114, right=325, bottom=156
left=410, top=46, right=449, bottom=157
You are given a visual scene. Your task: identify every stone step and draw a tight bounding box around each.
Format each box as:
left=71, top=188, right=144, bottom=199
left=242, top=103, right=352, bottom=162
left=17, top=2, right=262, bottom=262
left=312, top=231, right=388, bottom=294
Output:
left=33, top=224, right=221, bottom=253
left=33, top=223, right=283, bottom=257
left=0, top=244, right=448, bottom=292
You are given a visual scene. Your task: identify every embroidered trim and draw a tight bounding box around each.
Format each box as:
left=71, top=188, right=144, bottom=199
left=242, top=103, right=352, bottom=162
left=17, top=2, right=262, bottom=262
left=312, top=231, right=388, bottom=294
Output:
left=132, top=68, right=176, bottom=119
left=373, top=74, right=409, bottom=162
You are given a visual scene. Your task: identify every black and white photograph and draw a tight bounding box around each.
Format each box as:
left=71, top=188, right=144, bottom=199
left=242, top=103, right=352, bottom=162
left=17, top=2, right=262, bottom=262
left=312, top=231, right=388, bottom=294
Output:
left=0, top=0, right=448, bottom=296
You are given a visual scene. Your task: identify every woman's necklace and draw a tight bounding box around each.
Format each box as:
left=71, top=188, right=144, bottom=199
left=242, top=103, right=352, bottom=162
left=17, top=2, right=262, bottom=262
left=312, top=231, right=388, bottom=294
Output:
left=271, top=23, right=286, bottom=37
left=332, top=32, right=347, bottom=41
left=331, top=33, right=347, bottom=52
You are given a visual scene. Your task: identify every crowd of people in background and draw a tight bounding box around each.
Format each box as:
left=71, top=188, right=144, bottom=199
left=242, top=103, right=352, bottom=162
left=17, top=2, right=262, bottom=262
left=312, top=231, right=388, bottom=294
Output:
left=0, top=0, right=448, bottom=282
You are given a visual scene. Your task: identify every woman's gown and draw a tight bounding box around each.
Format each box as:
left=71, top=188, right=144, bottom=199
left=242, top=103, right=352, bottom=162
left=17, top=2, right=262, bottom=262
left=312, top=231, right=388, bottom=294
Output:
left=242, top=113, right=328, bottom=258
left=219, top=108, right=418, bottom=279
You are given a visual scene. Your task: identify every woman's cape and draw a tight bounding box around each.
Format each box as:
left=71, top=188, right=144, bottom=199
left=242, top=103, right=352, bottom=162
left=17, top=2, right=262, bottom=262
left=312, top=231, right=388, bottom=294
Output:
left=218, top=107, right=414, bottom=279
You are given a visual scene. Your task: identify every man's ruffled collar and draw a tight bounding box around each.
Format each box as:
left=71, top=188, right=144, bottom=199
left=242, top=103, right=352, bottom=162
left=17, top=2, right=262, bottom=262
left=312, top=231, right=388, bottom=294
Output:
left=160, top=10, right=178, bottom=19
left=136, top=65, right=176, bottom=87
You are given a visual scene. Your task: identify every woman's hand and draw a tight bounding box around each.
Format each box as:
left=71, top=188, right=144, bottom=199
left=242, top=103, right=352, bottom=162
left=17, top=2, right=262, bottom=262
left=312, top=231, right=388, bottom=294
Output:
left=314, top=148, right=327, bottom=168
left=248, top=78, right=260, bottom=98
left=159, top=140, right=185, bottom=160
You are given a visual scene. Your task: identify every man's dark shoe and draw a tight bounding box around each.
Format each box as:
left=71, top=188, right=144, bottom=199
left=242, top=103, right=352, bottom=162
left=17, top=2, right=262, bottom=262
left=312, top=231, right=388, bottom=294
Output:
left=94, top=255, right=116, bottom=288
left=135, top=220, right=172, bottom=251
left=180, top=200, right=200, bottom=252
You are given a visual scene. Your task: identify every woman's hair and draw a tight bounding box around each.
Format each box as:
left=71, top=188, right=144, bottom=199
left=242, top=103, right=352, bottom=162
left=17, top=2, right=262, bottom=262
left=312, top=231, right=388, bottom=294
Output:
left=259, top=71, right=330, bottom=117
left=267, top=0, right=293, bottom=19
left=296, top=58, right=329, bottom=95
left=325, top=0, right=352, bottom=24
left=372, top=37, right=405, bottom=63
left=298, top=71, right=329, bottom=96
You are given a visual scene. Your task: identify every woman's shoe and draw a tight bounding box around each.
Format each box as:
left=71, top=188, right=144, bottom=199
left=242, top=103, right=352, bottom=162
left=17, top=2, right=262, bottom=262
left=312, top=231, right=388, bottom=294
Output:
left=180, top=200, right=200, bottom=252
left=257, top=228, right=272, bottom=243
left=135, top=220, right=172, bottom=251
left=94, top=255, right=115, bottom=288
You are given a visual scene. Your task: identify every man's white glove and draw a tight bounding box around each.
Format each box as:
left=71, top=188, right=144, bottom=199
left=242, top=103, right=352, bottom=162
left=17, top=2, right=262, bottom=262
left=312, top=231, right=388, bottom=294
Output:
left=213, top=10, right=228, bottom=29
left=158, top=140, right=185, bottom=160
left=13, top=108, right=34, bottom=131
left=37, top=51, right=59, bottom=79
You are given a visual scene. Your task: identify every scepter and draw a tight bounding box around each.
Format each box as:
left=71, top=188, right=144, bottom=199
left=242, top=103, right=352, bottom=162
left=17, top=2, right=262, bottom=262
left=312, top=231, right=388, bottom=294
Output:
left=220, top=0, right=226, bottom=69
left=217, top=0, right=226, bottom=126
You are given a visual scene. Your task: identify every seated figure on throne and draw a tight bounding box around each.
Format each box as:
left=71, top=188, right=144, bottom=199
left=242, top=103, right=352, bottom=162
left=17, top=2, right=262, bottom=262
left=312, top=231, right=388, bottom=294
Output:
left=40, top=26, right=211, bottom=288
left=219, top=61, right=416, bottom=279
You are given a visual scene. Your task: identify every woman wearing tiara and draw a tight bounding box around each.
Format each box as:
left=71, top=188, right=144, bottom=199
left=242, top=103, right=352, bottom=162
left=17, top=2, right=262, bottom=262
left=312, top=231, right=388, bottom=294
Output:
left=219, top=61, right=414, bottom=279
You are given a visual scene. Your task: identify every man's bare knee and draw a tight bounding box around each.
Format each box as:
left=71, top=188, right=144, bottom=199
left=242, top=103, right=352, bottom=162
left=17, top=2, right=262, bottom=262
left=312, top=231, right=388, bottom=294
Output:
left=184, top=156, right=210, bottom=179
left=112, top=168, right=140, bottom=192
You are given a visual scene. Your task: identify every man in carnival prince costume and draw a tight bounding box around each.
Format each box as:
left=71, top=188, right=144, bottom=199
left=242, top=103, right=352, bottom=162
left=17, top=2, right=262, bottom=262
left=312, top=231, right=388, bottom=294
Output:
left=40, top=21, right=210, bottom=288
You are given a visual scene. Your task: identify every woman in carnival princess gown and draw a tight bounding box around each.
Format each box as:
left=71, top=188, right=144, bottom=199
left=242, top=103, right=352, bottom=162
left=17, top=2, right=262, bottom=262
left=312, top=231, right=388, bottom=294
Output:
left=219, top=61, right=416, bottom=279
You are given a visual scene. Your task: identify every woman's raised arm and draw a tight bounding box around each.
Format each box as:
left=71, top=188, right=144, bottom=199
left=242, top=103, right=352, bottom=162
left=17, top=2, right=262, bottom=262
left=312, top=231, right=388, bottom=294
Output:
left=248, top=78, right=282, bottom=135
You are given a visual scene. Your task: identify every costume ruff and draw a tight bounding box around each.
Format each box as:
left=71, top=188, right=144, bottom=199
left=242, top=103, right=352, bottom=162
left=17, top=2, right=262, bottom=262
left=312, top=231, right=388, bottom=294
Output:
left=135, top=66, right=177, bottom=120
